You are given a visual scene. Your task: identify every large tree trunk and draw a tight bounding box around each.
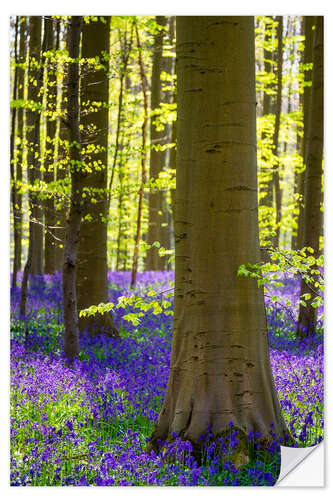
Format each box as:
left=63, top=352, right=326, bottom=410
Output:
left=150, top=16, right=288, bottom=454
left=297, top=17, right=323, bottom=338
left=146, top=16, right=167, bottom=271
left=272, top=16, right=283, bottom=248
left=77, top=17, right=118, bottom=336
left=44, top=17, right=58, bottom=274
left=62, top=16, right=83, bottom=361
left=296, top=16, right=315, bottom=250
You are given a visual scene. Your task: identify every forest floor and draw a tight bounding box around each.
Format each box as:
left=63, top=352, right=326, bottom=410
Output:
left=10, top=271, right=323, bottom=486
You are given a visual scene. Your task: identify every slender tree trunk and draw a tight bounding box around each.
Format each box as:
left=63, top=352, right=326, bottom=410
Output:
left=263, top=18, right=273, bottom=118
left=131, top=23, right=149, bottom=288
left=296, top=16, right=315, bottom=250
left=107, top=25, right=133, bottom=213
left=149, top=16, right=289, bottom=455
left=292, top=18, right=304, bottom=250
left=159, top=16, right=176, bottom=270
left=115, top=133, right=125, bottom=270
left=280, top=19, right=294, bottom=249
left=62, top=15, right=83, bottom=361
left=77, top=17, right=118, bottom=336
left=13, top=17, right=27, bottom=284
left=297, top=17, right=323, bottom=338
left=168, top=17, right=177, bottom=244
left=44, top=17, right=58, bottom=274
left=24, top=16, right=43, bottom=276
left=169, top=92, right=177, bottom=229
left=20, top=16, right=43, bottom=316
left=272, top=16, right=283, bottom=247
left=258, top=17, right=274, bottom=238
left=146, top=16, right=167, bottom=271
left=15, top=17, right=27, bottom=278
left=115, top=125, right=130, bottom=271
left=10, top=17, right=19, bottom=288
left=54, top=21, right=69, bottom=271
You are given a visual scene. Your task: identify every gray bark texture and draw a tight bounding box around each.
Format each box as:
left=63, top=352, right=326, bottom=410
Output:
left=149, top=16, right=289, bottom=453
left=297, top=17, right=324, bottom=338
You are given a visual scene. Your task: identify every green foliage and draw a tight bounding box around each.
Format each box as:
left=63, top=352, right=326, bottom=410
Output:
left=237, top=246, right=323, bottom=309
left=79, top=281, right=174, bottom=326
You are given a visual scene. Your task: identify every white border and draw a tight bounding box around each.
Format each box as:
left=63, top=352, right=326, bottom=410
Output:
left=1, top=1, right=331, bottom=496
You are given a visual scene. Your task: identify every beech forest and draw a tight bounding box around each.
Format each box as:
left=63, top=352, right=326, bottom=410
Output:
left=9, top=15, right=324, bottom=486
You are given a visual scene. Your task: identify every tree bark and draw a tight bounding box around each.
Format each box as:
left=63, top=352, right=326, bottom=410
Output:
left=24, top=16, right=43, bottom=276
left=159, top=16, right=176, bottom=270
left=146, top=16, right=167, bottom=271
left=44, top=17, right=58, bottom=274
left=149, top=16, right=289, bottom=454
left=10, top=17, right=19, bottom=288
left=15, top=17, right=27, bottom=277
left=168, top=17, right=177, bottom=256
left=76, top=17, right=118, bottom=336
left=296, top=16, right=315, bottom=250
left=263, top=17, right=273, bottom=118
left=130, top=23, right=149, bottom=288
left=107, top=24, right=133, bottom=213
left=62, top=15, right=83, bottom=361
left=297, top=17, right=323, bottom=338
left=258, top=17, right=274, bottom=240
left=115, top=129, right=126, bottom=270
left=20, top=16, right=43, bottom=316
left=272, top=16, right=283, bottom=248
left=54, top=20, right=70, bottom=271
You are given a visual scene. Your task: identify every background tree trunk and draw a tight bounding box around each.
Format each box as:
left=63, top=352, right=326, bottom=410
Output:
left=272, top=16, right=283, bottom=247
left=263, top=19, right=273, bottom=118
left=25, top=16, right=43, bottom=276
left=130, top=23, right=149, bottom=288
left=77, top=17, right=118, bottom=336
left=297, top=16, right=323, bottom=338
left=258, top=17, right=274, bottom=241
left=44, top=17, right=58, bottom=274
left=13, top=17, right=27, bottom=285
left=296, top=16, right=315, bottom=250
left=146, top=16, right=167, bottom=271
left=10, top=17, right=19, bottom=288
left=54, top=21, right=70, bottom=271
left=150, top=16, right=288, bottom=453
left=62, top=15, right=83, bottom=361
left=159, top=16, right=176, bottom=270
left=20, top=16, right=43, bottom=316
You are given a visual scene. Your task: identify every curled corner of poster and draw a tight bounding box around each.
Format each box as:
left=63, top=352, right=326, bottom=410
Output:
left=277, top=442, right=324, bottom=487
